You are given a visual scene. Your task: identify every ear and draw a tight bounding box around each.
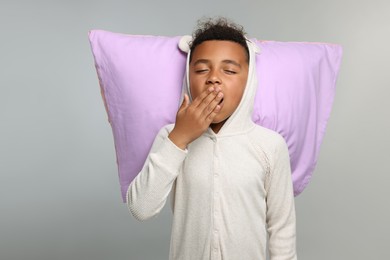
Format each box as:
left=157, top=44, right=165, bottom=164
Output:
left=178, top=35, right=192, bottom=53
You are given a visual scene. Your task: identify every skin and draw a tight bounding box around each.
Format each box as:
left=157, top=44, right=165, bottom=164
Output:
left=168, top=40, right=249, bottom=150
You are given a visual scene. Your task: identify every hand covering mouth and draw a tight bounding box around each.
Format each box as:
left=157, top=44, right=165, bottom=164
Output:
left=219, top=98, right=224, bottom=105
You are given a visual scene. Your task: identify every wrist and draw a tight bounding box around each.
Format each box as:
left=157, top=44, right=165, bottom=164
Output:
left=168, top=131, right=189, bottom=150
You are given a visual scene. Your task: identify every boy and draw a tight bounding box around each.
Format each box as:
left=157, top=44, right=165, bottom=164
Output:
left=127, top=17, right=297, bottom=260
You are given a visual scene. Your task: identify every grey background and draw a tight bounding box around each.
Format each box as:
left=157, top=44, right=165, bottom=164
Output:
left=1, top=0, right=389, bottom=259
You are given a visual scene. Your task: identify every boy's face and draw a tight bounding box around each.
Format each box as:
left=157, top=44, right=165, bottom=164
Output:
left=189, top=40, right=249, bottom=128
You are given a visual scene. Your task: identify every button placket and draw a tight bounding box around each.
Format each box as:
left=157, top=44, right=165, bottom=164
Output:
left=212, top=139, right=220, bottom=253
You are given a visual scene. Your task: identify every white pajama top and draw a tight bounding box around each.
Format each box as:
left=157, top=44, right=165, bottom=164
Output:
left=126, top=37, right=297, bottom=260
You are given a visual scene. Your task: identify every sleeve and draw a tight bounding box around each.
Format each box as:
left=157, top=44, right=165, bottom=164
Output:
left=126, top=125, right=188, bottom=221
left=266, top=135, right=297, bottom=260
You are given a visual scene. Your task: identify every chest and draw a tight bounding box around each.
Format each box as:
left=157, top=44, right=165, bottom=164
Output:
left=181, top=135, right=267, bottom=196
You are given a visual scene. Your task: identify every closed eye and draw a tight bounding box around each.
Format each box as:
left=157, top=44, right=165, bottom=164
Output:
left=225, top=70, right=237, bottom=74
left=195, top=69, right=208, bottom=73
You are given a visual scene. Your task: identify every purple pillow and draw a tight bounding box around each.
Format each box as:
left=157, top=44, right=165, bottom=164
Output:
left=88, top=29, right=342, bottom=202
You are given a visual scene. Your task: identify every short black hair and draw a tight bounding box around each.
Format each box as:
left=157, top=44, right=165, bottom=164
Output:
left=189, top=17, right=249, bottom=63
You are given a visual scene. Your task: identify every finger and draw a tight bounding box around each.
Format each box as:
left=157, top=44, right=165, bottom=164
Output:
left=196, top=87, right=221, bottom=111
left=190, top=86, right=215, bottom=108
left=183, top=94, right=189, bottom=108
left=205, top=102, right=223, bottom=124
left=201, top=91, right=224, bottom=118
left=179, top=94, right=189, bottom=111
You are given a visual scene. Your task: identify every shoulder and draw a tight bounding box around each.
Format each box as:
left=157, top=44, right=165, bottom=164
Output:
left=249, top=124, right=287, bottom=151
left=247, top=125, right=289, bottom=168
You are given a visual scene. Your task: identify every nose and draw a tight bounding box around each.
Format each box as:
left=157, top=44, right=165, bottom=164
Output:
left=206, top=70, right=221, bottom=85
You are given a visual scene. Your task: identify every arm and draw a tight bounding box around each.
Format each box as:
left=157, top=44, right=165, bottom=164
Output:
left=127, top=87, right=223, bottom=221
left=266, top=135, right=297, bottom=260
left=126, top=125, right=188, bottom=221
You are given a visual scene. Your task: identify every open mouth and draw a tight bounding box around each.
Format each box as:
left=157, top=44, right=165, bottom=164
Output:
left=218, top=98, right=224, bottom=105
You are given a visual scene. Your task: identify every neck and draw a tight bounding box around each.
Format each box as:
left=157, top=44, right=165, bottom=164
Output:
left=210, top=118, right=228, bottom=134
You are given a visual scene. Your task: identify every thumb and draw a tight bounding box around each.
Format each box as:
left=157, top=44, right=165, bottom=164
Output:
left=181, top=94, right=189, bottom=109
